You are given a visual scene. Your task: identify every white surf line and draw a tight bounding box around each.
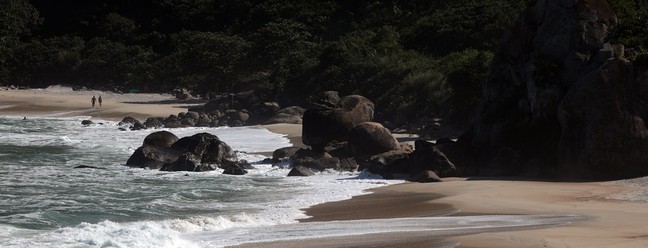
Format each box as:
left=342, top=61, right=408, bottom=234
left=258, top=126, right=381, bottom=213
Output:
left=187, top=214, right=588, bottom=247
left=0, top=105, right=17, bottom=110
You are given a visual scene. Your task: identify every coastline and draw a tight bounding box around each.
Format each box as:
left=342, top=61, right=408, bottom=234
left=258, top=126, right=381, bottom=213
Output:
left=0, top=86, right=192, bottom=121
left=233, top=179, right=648, bottom=248
left=3, top=87, right=648, bottom=247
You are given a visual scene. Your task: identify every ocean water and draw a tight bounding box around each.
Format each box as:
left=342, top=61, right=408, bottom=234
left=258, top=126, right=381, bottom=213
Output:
left=0, top=115, right=585, bottom=248
left=0, top=116, right=402, bottom=247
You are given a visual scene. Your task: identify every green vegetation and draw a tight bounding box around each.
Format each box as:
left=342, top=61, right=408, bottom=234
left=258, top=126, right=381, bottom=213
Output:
left=2, top=0, right=644, bottom=125
left=608, top=0, right=648, bottom=50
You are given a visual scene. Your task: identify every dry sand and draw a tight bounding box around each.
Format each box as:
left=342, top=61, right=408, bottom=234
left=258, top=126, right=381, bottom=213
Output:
left=0, top=85, right=195, bottom=121
left=3, top=86, right=648, bottom=247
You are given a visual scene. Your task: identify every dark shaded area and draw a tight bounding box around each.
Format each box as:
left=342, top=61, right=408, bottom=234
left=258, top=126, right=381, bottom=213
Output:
left=1, top=0, right=531, bottom=128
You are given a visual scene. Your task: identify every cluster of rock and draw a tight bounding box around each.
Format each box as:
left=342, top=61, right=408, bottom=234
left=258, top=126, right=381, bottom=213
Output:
left=269, top=93, right=457, bottom=182
left=119, top=90, right=460, bottom=182
left=116, top=91, right=305, bottom=130
left=454, top=0, right=648, bottom=180
left=125, top=130, right=251, bottom=174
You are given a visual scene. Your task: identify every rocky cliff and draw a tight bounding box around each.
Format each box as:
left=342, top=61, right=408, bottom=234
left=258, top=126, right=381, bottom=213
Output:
left=461, top=0, right=648, bottom=179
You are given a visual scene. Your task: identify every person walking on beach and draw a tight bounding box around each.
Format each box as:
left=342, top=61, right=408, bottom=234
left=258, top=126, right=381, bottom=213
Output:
left=91, top=96, right=96, bottom=108
left=98, top=95, right=102, bottom=107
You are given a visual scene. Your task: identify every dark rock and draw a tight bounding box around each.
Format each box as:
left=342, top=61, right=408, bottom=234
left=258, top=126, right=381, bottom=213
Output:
left=557, top=59, right=648, bottom=179
left=435, top=138, right=455, bottom=145
left=290, top=150, right=341, bottom=171
left=288, top=165, right=315, bottom=176
left=339, top=157, right=359, bottom=171
left=348, top=122, right=399, bottom=160
left=409, top=170, right=443, bottom=183
left=408, top=145, right=456, bottom=177
left=265, top=113, right=302, bottom=124
left=144, top=117, right=165, bottom=129
left=118, top=116, right=145, bottom=130
left=278, top=106, right=306, bottom=116
left=316, top=91, right=340, bottom=109
left=143, top=131, right=179, bottom=147
left=222, top=161, right=248, bottom=175
left=164, top=120, right=183, bottom=128
left=180, top=117, right=197, bottom=126
left=460, top=0, right=625, bottom=179
left=126, top=132, right=241, bottom=173
left=236, top=110, right=250, bottom=123
left=81, top=120, right=94, bottom=125
left=185, top=111, right=200, bottom=120
left=368, top=142, right=455, bottom=179
left=265, top=106, right=305, bottom=124
left=126, top=145, right=183, bottom=169
left=272, top=147, right=301, bottom=162
left=302, top=95, right=374, bottom=151
left=174, top=88, right=194, bottom=99
left=365, top=145, right=413, bottom=173
left=435, top=142, right=478, bottom=176
left=73, top=165, right=105, bottom=170
left=160, top=153, right=200, bottom=171
left=239, top=160, right=256, bottom=170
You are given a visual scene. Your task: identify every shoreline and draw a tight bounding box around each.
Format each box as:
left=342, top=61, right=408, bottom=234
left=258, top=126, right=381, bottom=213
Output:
left=0, top=86, right=193, bottom=121
left=3, top=87, right=648, bottom=247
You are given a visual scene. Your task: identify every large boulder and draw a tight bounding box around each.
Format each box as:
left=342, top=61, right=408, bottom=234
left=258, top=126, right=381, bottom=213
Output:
left=143, top=131, right=179, bottom=147
left=289, top=149, right=342, bottom=173
left=126, top=132, right=243, bottom=174
left=302, top=95, right=374, bottom=151
left=265, top=106, right=305, bottom=124
left=348, top=122, right=399, bottom=160
left=460, top=0, right=627, bottom=179
left=126, top=145, right=183, bottom=169
left=172, top=133, right=238, bottom=167
left=367, top=140, right=456, bottom=181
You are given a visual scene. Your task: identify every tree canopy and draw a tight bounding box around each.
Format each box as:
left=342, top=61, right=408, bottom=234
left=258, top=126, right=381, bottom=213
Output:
left=1, top=0, right=645, bottom=125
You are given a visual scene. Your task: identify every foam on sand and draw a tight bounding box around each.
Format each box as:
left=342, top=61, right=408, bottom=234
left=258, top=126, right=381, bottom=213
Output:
left=188, top=214, right=588, bottom=247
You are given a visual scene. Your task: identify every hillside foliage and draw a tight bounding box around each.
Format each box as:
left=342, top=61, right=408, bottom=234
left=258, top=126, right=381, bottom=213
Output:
left=0, top=0, right=645, bottom=124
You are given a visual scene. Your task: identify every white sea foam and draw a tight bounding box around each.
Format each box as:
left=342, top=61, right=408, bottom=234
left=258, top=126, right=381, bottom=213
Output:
left=0, top=116, right=406, bottom=248
left=188, top=214, right=588, bottom=247
left=0, top=116, right=586, bottom=248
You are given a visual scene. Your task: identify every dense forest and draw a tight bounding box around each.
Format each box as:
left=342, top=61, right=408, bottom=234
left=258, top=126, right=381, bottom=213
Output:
left=1, top=0, right=646, bottom=125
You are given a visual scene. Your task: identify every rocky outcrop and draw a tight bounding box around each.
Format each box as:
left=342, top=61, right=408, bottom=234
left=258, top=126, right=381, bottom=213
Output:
left=265, top=106, right=305, bottom=124
left=120, top=91, right=307, bottom=130
left=366, top=140, right=456, bottom=181
left=126, top=131, right=247, bottom=174
left=302, top=95, right=374, bottom=151
left=558, top=59, right=648, bottom=179
left=348, top=122, right=399, bottom=161
left=459, top=0, right=648, bottom=179
left=126, top=145, right=183, bottom=169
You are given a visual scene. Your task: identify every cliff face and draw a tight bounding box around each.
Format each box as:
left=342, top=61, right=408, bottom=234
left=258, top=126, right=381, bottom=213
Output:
left=462, top=0, right=648, bottom=179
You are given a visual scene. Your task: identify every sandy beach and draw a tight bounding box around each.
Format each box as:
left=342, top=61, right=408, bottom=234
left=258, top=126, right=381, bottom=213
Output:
left=2, top=87, right=648, bottom=247
left=0, top=85, right=194, bottom=121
